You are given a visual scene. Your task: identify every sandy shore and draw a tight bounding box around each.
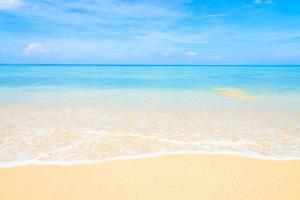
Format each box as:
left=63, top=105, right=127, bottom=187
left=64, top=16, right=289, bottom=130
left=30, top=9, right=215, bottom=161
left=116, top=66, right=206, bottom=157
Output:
left=0, top=154, right=299, bottom=200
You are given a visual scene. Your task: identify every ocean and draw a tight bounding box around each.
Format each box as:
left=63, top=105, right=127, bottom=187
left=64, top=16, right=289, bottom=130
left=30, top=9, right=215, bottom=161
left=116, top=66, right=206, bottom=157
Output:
left=0, top=64, right=300, bottom=167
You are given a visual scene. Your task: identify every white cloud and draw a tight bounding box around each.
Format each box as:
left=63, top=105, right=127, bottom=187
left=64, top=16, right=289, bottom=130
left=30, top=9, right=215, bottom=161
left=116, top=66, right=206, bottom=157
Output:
left=0, top=0, right=22, bottom=10
left=184, top=51, right=200, bottom=59
left=22, top=43, right=48, bottom=56
left=14, top=0, right=184, bottom=29
left=254, top=0, right=272, bottom=4
left=206, top=55, right=219, bottom=60
left=160, top=51, right=170, bottom=56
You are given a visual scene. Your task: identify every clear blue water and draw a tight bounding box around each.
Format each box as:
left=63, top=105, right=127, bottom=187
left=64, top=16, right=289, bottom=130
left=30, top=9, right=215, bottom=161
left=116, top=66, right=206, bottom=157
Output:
left=1, top=64, right=300, bottom=166
left=1, top=64, right=300, bottom=94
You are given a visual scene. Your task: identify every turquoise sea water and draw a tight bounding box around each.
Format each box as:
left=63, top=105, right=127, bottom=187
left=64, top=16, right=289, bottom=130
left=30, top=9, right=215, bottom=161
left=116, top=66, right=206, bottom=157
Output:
left=1, top=64, right=300, bottom=93
left=0, top=64, right=300, bottom=166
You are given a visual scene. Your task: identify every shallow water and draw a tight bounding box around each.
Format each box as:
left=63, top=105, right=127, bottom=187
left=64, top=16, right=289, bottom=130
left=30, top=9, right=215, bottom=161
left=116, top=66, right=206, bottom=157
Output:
left=0, top=65, right=300, bottom=167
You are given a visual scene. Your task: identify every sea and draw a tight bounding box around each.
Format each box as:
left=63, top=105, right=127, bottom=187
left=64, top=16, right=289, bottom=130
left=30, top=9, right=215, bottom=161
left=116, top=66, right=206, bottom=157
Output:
left=0, top=64, right=300, bottom=167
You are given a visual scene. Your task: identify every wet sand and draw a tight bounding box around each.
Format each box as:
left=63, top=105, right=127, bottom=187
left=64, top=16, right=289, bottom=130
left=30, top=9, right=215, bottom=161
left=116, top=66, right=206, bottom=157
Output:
left=1, top=154, right=300, bottom=200
left=213, top=88, right=257, bottom=101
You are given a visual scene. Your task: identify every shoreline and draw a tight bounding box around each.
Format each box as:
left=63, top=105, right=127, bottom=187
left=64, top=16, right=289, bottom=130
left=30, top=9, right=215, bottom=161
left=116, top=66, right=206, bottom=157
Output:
left=1, top=154, right=299, bottom=200
left=1, top=151, right=300, bottom=168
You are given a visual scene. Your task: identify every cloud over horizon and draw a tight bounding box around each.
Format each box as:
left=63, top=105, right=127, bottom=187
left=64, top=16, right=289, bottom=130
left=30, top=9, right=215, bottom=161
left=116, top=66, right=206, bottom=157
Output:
left=184, top=51, right=200, bottom=59
left=22, top=43, right=49, bottom=56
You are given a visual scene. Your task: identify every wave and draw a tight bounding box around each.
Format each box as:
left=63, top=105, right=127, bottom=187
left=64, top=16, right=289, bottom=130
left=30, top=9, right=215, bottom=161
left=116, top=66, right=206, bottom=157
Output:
left=1, top=88, right=299, bottom=168
left=1, top=150, right=299, bottom=168
left=1, top=130, right=299, bottom=168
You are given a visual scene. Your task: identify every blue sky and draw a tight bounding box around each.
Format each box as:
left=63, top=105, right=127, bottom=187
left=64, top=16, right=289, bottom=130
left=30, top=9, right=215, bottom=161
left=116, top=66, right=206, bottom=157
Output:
left=0, top=0, right=299, bottom=64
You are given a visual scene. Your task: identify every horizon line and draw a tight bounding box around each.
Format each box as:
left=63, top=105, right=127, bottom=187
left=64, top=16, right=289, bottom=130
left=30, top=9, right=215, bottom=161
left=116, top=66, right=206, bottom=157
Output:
left=1, top=64, right=300, bottom=66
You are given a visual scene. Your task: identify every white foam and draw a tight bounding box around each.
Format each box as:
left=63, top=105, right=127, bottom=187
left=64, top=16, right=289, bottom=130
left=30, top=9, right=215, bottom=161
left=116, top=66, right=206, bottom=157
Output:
left=1, top=90, right=300, bottom=168
left=0, top=150, right=299, bottom=168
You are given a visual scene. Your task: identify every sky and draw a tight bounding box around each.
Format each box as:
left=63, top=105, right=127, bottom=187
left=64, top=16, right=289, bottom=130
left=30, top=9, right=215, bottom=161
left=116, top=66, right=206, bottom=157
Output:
left=0, top=0, right=299, bottom=64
